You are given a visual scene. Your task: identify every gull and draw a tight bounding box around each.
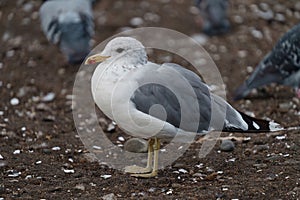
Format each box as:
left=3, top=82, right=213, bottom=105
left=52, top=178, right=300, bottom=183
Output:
left=234, top=23, right=300, bottom=100
left=39, top=0, right=95, bottom=64
left=85, top=37, right=282, bottom=178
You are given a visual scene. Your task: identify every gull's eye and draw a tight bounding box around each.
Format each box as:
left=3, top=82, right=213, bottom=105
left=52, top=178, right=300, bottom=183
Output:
left=116, top=48, right=125, bottom=53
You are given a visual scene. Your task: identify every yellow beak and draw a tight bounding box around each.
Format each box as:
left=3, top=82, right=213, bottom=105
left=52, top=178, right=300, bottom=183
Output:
left=84, top=54, right=110, bottom=65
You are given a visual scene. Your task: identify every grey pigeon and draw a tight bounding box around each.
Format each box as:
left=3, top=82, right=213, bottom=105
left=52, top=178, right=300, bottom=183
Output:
left=234, top=23, right=300, bottom=100
left=195, top=0, right=230, bottom=36
left=39, top=0, right=95, bottom=64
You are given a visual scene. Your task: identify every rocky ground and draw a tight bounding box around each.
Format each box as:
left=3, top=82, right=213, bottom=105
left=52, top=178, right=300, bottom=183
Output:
left=0, top=0, right=299, bottom=199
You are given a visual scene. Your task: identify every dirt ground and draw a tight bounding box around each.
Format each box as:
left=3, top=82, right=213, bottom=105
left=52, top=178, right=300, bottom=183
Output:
left=0, top=0, right=300, bottom=199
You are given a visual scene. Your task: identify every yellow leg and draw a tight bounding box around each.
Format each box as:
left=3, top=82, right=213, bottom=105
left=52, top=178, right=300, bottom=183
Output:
left=130, top=138, right=160, bottom=178
left=124, top=138, right=154, bottom=174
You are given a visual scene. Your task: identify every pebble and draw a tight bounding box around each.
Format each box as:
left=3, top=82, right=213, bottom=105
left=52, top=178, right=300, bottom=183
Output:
left=13, top=150, right=21, bottom=155
left=22, top=2, right=33, bottom=12
left=275, top=13, right=285, bottom=22
left=144, top=12, right=160, bottom=23
left=124, top=138, right=148, bottom=153
left=129, top=17, right=143, bottom=26
left=107, top=122, right=115, bottom=132
left=63, top=169, right=75, bottom=174
left=220, top=140, right=235, bottom=152
left=117, top=136, right=125, bottom=142
left=35, top=160, right=42, bottom=165
left=252, top=144, right=269, bottom=154
left=100, top=174, right=112, bottom=179
left=52, top=146, right=61, bottom=151
left=251, top=29, right=263, bottom=39
left=0, top=154, right=3, bottom=159
left=178, top=168, right=188, bottom=174
left=10, top=98, right=20, bottom=106
left=74, top=184, right=85, bottom=191
left=102, top=193, right=117, bottom=200
left=6, top=50, right=15, bottom=58
left=275, top=135, right=286, bottom=140
left=42, top=92, right=55, bottom=102
left=191, top=34, right=208, bottom=45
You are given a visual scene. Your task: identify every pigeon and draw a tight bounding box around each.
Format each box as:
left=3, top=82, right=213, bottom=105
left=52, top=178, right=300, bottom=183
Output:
left=195, top=0, right=230, bottom=36
left=85, top=37, right=282, bottom=177
left=39, top=0, right=95, bottom=64
left=234, top=23, right=300, bottom=100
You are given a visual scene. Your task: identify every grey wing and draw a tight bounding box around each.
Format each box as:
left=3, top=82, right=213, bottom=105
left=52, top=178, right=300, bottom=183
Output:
left=131, top=63, right=215, bottom=133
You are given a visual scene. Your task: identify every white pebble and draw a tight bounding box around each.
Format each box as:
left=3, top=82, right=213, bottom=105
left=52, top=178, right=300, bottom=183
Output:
left=0, top=154, right=3, bottom=159
left=276, top=135, right=286, bottom=140
left=22, top=3, right=33, bottom=12
left=10, top=98, right=20, bottom=106
left=0, top=111, right=4, bottom=116
left=21, top=126, right=26, bottom=131
left=246, top=66, right=254, bottom=73
left=191, top=33, right=208, bottom=45
left=92, top=145, right=101, bottom=150
left=251, top=29, right=263, bottom=39
left=118, top=136, right=125, bottom=142
left=178, top=168, right=188, bottom=173
left=35, top=160, right=42, bottom=164
left=68, top=158, right=74, bottom=163
left=130, top=17, right=143, bottom=26
left=52, top=146, right=61, bottom=151
left=238, top=50, right=247, bottom=58
left=275, top=13, right=285, bottom=22
left=100, top=174, right=112, bottom=179
left=63, top=169, right=75, bottom=174
left=13, top=149, right=21, bottom=154
left=42, top=92, right=55, bottom=102
left=25, top=175, right=32, bottom=179
left=6, top=50, right=15, bottom=57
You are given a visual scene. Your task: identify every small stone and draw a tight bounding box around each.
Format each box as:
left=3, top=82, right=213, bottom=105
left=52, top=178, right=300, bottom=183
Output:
left=52, top=146, right=61, bottom=151
left=23, top=3, right=33, bottom=12
left=6, top=50, right=15, bottom=58
left=35, top=160, right=42, bottom=165
left=100, top=174, right=112, bottom=179
left=124, top=138, right=148, bottom=153
left=191, top=34, right=208, bottom=45
left=13, top=149, right=21, bottom=155
left=275, top=135, right=286, bottom=140
left=118, top=136, right=125, bottom=142
left=178, top=168, right=188, bottom=174
left=251, top=29, right=263, bottom=39
left=42, top=92, right=55, bottom=102
left=0, top=154, right=3, bottom=159
left=129, top=17, right=143, bottom=26
left=74, top=184, right=85, bottom=191
left=10, top=98, right=20, bottom=106
left=220, top=140, right=235, bottom=152
left=107, top=122, right=115, bottom=132
left=63, top=169, right=75, bottom=174
left=102, top=193, right=117, bottom=200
